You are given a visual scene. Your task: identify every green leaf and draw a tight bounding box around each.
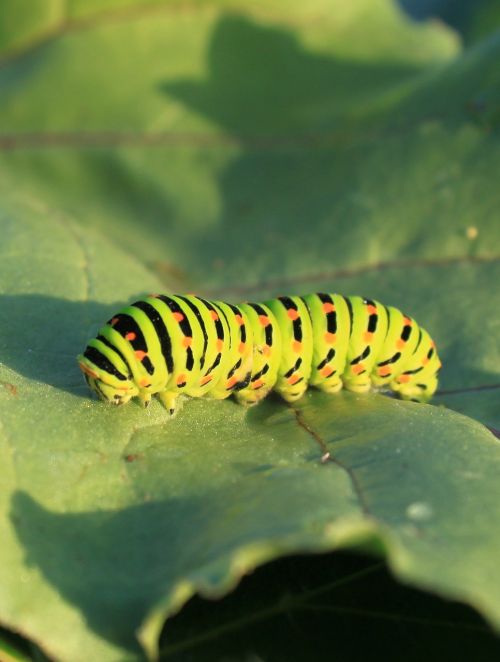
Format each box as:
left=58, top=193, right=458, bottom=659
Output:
left=0, top=1, right=499, bottom=660
left=0, top=0, right=62, bottom=58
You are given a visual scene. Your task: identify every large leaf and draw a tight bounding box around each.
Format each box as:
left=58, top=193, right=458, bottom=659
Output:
left=0, top=0, right=499, bottom=660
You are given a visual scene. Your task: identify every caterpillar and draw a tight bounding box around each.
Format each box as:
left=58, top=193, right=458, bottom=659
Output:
left=78, top=293, right=441, bottom=415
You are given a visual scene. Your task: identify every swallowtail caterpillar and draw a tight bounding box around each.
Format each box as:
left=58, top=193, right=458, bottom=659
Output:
left=78, top=293, right=441, bottom=415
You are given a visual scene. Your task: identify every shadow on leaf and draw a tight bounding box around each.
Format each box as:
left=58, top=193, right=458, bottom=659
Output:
left=0, top=294, right=143, bottom=396
left=10, top=491, right=194, bottom=655
left=154, top=14, right=428, bottom=280
left=10, top=465, right=343, bottom=656
left=162, top=14, right=421, bottom=135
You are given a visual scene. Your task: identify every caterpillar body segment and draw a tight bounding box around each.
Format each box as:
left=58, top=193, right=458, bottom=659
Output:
left=305, top=293, right=350, bottom=394
left=234, top=302, right=282, bottom=406
left=265, top=296, right=313, bottom=403
left=78, top=293, right=441, bottom=415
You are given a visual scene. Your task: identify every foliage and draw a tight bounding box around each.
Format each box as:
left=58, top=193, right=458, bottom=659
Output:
left=0, top=0, right=499, bottom=659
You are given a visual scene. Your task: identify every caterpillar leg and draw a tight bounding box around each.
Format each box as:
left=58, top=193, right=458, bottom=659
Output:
left=315, top=377, right=344, bottom=395
left=157, top=391, right=180, bottom=416
left=234, top=389, right=271, bottom=406
left=279, top=388, right=307, bottom=403
left=137, top=391, right=152, bottom=408
left=343, top=378, right=372, bottom=394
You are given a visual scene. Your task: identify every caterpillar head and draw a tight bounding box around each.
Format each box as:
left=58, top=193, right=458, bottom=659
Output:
left=77, top=355, right=139, bottom=406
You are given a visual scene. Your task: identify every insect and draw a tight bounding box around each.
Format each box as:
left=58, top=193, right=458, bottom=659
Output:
left=78, top=293, right=441, bottom=415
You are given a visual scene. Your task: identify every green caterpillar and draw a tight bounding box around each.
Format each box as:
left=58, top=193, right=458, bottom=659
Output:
left=78, top=293, right=441, bottom=415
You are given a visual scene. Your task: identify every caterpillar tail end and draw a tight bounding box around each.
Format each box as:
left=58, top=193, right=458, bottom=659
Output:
left=393, top=375, right=439, bottom=403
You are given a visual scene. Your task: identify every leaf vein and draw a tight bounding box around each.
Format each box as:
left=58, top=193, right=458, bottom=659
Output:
left=291, top=406, right=372, bottom=516
left=203, top=254, right=500, bottom=298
